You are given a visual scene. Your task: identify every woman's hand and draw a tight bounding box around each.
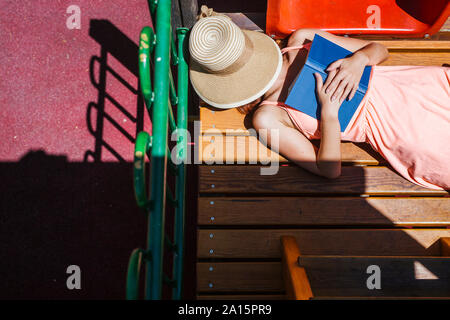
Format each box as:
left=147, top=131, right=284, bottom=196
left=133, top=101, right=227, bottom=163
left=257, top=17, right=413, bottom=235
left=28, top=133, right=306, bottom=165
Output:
left=323, top=51, right=369, bottom=104
left=314, top=72, right=342, bottom=119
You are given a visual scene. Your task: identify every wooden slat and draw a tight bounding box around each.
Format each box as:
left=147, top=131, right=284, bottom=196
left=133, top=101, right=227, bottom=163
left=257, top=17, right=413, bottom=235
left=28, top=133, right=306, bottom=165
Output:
left=441, top=238, right=450, bottom=256
left=199, top=106, right=256, bottom=135
left=197, top=229, right=450, bottom=258
left=199, top=165, right=448, bottom=195
left=298, top=256, right=450, bottom=297
left=198, top=197, right=450, bottom=226
left=198, top=258, right=450, bottom=297
left=197, top=294, right=284, bottom=300
left=197, top=262, right=283, bottom=293
left=199, top=133, right=281, bottom=163
left=376, top=40, right=450, bottom=50
left=199, top=134, right=384, bottom=165
left=380, top=51, right=450, bottom=66
left=281, top=236, right=313, bottom=300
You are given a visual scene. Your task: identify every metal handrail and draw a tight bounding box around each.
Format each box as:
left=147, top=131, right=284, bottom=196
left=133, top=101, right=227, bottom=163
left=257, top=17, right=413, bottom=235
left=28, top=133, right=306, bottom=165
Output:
left=126, top=0, right=188, bottom=300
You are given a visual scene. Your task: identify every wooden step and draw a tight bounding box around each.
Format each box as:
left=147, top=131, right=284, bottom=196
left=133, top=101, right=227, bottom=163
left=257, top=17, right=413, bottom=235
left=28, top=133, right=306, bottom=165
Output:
left=198, top=197, right=450, bottom=226
left=197, top=229, right=450, bottom=258
left=197, top=258, right=450, bottom=297
left=197, top=262, right=283, bottom=293
left=199, top=165, right=449, bottom=195
left=297, top=256, right=450, bottom=297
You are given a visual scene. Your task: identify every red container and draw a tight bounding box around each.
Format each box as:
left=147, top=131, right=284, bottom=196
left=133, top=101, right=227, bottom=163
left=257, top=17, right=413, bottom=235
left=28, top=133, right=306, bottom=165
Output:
left=266, top=0, right=450, bottom=38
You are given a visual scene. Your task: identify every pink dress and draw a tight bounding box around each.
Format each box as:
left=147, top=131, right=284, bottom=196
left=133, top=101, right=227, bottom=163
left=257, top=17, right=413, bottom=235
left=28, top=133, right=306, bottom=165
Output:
left=261, top=45, right=450, bottom=190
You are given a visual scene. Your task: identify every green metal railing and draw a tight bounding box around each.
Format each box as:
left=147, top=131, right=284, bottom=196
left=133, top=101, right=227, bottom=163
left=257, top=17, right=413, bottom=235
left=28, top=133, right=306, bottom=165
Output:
left=126, top=0, right=188, bottom=300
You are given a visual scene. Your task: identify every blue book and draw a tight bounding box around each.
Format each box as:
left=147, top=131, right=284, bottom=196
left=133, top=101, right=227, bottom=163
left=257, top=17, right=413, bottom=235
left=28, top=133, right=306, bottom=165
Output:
left=285, top=35, right=372, bottom=132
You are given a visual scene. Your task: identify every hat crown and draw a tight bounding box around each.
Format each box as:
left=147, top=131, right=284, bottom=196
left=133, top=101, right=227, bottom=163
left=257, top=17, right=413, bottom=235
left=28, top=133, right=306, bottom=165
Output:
left=189, top=16, right=245, bottom=72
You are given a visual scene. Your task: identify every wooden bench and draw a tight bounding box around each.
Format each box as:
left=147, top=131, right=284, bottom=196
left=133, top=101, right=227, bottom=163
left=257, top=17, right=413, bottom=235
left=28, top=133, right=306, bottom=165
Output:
left=195, top=17, right=450, bottom=300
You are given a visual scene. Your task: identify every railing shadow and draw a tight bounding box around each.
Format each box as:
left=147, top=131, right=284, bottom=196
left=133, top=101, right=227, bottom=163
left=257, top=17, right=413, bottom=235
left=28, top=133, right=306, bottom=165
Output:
left=85, top=19, right=146, bottom=163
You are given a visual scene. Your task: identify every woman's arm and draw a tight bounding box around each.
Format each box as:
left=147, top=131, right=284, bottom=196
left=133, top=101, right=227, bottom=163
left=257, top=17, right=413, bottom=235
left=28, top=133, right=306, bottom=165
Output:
left=253, top=103, right=341, bottom=179
left=253, top=73, right=343, bottom=179
left=289, top=29, right=389, bottom=103
left=289, top=28, right=388, bottom=57
left=314, top=72, right=343, bottom=178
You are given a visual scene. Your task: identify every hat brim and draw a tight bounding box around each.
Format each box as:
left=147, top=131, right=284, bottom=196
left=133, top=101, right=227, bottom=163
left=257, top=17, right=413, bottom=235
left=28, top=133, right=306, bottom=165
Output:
left=189, top=30, right=282, bottom=109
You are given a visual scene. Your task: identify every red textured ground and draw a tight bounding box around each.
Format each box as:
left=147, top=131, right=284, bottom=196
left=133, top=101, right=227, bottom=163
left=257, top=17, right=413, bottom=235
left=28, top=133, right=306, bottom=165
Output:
left=1, top=0, right=152, bottom=162
left=0, top=0, right=194, bottom=299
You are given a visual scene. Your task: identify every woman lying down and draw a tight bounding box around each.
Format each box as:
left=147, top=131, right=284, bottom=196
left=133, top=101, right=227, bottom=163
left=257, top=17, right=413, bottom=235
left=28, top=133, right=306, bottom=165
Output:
left=188, top=12, right=450, bottom=191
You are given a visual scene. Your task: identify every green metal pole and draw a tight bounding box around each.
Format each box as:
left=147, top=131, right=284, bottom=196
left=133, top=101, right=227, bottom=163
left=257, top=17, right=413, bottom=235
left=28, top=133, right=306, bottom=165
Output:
left=126, top=248, right=146, bottom=300
left=148, top=0, right=158, bottom=21
left=172, top=27, right=189, bottom=300
left=170, top=25, right=179, bottom=66
left=139, top=26, right=156, bottom=114
left=145, top=0, right=171, bottom=300
left=133, top=131, right=152, bottom=208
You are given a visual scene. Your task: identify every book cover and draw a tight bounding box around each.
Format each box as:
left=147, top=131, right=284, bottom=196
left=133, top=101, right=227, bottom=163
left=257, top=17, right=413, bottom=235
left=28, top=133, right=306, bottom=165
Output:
left=285, top=34, right=372, bottom=132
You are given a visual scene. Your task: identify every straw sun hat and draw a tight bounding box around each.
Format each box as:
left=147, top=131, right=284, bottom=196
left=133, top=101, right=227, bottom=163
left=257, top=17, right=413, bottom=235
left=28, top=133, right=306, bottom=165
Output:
left=189, top=9, right=282, bottom=109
